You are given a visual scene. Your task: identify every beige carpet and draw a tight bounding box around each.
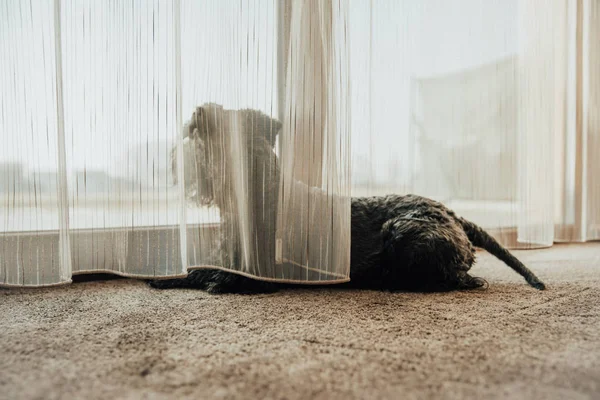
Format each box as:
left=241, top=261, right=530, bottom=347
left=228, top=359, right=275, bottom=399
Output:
left=1, top=243, right=599, bottom=400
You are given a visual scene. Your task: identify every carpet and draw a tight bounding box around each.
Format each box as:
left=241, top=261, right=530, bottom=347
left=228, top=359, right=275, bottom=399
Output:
left=1, top=243, right=599, bottom=400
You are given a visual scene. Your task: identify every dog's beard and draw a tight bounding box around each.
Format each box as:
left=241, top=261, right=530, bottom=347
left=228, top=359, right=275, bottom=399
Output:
left=184, top=168, right=216, bottom=207
left=173, top=137, right=218, bottom=207
left=186, top=184, right=215, bottom=207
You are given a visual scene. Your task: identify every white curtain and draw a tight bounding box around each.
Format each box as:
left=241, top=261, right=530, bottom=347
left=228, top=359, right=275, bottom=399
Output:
left=349, top=0, right=599, bottom=249
left=1, top=0, right=598, bottom=288
left=0, top=0, right=350, bottom=287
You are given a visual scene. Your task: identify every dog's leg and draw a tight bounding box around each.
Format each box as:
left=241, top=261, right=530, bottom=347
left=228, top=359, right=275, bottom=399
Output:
left=200, top=270, right=280, bottom=294
left=379, top=216, right=487, bottom=292
left=148, top=269, right=279, bottom=294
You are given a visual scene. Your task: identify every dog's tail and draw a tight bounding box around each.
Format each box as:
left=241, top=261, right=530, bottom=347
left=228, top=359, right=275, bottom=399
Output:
left=459, top=218, right=546, bottom=290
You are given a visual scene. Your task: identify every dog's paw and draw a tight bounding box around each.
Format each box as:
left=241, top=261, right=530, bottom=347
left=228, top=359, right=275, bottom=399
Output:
left=204, top=281, right=230, bottom=294
left=204, top=280, right=279, bottom=295
left=528, top=277, right=546, bottom=290
left=146, top=279, right=181, bottom=290
left=147, top=280, right=165, bottom=289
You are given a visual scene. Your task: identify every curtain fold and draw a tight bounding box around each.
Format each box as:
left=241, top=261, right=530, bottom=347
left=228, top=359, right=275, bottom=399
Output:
left=1, top=0, right=67, bottom=286
left=553, top=0, right=600, bottom=243
left=275, top=0, right=351, bottom=282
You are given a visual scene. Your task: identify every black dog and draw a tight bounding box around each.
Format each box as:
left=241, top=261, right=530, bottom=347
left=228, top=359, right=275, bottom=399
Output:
left=149, top=104, right=545, bottom=294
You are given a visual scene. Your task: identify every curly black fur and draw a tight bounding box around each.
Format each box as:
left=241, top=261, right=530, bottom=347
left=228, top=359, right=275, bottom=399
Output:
left=149, top=104, right=545, bottom=294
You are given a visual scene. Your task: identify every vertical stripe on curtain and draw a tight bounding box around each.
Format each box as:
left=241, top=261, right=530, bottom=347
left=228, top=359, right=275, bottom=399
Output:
left=1, top=0, right=69, bottom=286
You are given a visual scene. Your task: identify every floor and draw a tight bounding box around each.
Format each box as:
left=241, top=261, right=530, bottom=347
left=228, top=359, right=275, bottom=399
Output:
left=1, top=243, right=599, bottom=400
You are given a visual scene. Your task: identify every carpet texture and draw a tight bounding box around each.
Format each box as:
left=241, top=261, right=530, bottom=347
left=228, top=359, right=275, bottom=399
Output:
left=1, top=243, right=599, bottom=400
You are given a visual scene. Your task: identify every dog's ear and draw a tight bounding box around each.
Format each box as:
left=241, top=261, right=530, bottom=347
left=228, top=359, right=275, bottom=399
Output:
left=263, top=117, right=282, bottom=149
left=191, top=107, right=204, bottom=136
left=242, top=109, right=281, bottom=149
left=186, top=106, right=206, bottom=140
left=186, top=103, right=225, bottom=140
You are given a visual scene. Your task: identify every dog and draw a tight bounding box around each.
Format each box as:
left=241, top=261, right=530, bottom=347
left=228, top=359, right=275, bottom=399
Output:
left=149, top=104, right=546, bottom=294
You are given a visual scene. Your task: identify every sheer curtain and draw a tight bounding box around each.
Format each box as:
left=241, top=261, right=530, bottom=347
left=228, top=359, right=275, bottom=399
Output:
left=0, top=0, right=350, bottom=287
left=350, top=0, right=599, bottom=249
left=1, top=0, right=597, bottom=288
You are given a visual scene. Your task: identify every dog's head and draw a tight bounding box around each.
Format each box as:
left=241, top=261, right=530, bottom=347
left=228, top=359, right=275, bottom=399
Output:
left=172, top=103, right=282, bottom=206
